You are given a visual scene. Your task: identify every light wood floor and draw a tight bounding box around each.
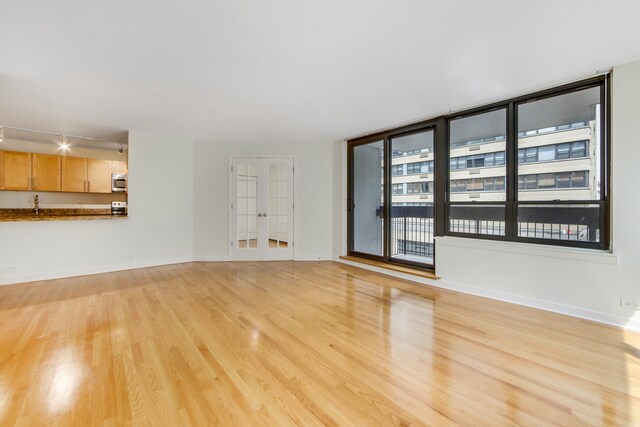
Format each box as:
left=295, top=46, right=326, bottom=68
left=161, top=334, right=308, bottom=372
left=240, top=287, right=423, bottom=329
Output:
left=0, top=261, right=638, bottom=426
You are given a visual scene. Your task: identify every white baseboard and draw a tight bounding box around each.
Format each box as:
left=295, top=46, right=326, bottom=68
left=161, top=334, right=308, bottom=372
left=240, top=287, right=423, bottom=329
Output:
left=294, top=254, right=333, bottom=261
left=0, top=256, right=194, bottom=286
left=193, top=256, right=231, bottom=262
left=335, top=258, right=640, bottom=332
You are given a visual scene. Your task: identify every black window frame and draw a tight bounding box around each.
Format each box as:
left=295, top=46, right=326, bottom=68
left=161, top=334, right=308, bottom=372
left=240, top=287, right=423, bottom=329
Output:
left=347, top=74, right=610, bottom=271
left=445, top=75, right=609, bottom=250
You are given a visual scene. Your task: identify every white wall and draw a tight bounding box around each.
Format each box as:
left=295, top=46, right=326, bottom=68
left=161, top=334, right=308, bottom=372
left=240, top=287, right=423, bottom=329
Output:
left=193, top=140, right=333, bottom=260
left=335, top=59, right=640, bottom=330
left=0, top=130, right=194, bottom=285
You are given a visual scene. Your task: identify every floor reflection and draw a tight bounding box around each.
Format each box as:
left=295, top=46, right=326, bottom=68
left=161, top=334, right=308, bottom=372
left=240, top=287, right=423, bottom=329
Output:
left=41, top=348, right=87, bottom=415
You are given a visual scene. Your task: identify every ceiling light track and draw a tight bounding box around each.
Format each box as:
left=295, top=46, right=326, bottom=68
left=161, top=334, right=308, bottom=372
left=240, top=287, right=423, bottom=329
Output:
left=0, top=124, right=123, bottom=146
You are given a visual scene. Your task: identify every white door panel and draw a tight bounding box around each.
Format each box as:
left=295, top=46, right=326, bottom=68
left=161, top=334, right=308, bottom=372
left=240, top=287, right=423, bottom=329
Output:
left=231, top=157, right=294, bottom=261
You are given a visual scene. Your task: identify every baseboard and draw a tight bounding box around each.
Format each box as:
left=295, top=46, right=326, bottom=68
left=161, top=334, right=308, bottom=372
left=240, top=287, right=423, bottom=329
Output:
left=193, top=256, right=231, bottom=262
left=335, top=257, right=640, bottom=332
left=0, top=256, right=195, bottom=286
left=434, top=278, right=640, bottom=332
left=294, top=254, right=333, bottom=261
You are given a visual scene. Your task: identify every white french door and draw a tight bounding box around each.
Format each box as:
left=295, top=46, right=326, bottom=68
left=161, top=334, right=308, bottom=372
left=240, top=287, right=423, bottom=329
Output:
left=230, top=157, right=294, bottom=261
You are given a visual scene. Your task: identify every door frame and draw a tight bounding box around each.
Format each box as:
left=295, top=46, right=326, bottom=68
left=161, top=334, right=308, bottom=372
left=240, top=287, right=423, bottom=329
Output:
left=228, top=155, right=296, bottom=261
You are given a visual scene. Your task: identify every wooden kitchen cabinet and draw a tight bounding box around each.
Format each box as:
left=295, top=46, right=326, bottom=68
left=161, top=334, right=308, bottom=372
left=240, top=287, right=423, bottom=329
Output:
left=112, top=161, right=128, bottom=175
left=87, top=159, right=112, bottom=193
left=62, top=156, right=87, bottom=193
left=0, top=150, right=32, bottom=191
left=32, top=154, right=61, bottom=192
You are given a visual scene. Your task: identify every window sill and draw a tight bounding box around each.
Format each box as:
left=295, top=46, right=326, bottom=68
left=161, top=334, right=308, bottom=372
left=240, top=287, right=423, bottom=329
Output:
left=339, top=256, right=440, bottom=280
left=435, top=236, right=619, bottom=265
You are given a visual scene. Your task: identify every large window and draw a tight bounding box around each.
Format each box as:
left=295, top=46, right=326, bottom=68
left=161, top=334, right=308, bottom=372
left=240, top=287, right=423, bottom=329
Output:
left=348, top=75, right=610, bottom=270
left=447, top=78, right=608, bottom=248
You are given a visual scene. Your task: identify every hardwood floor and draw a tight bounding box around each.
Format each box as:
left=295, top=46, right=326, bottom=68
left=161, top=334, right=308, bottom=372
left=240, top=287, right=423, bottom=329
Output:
left=0, top=261, right=638, bottom=426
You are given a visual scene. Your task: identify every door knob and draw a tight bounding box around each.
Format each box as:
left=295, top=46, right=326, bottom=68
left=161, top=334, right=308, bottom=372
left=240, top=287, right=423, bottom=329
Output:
left=263, top=213, right=268, bottom=217
left=257, top=213, right=263, bottom=217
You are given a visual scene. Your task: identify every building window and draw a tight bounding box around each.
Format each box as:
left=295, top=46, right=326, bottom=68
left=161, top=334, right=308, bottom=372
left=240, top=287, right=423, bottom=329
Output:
left=517, top=140, right=589, bottom=164
left=392, top=165, right=404, bottom=176
left=450, top=151, right=506, bottom=170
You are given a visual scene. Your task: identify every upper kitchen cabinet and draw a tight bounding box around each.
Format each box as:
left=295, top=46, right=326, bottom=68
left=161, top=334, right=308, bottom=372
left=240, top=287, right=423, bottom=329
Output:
left=87, top=159, right=112, bottom=193
left=32, top=154, right=61, bottom=192
left=0, top=150, right=32, bottom=191
left=62, top=157, right=87, bottom=192
left=112, top=161, right=128, bottom=175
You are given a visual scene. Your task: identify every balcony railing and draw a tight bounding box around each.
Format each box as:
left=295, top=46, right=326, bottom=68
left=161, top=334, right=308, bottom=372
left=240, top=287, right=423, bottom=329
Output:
left=377, top=204, right=600, bottom=262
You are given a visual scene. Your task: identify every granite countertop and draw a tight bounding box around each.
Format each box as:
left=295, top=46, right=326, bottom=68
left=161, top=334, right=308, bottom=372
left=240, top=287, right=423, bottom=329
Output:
left=0, top=208, right=128, bottom=222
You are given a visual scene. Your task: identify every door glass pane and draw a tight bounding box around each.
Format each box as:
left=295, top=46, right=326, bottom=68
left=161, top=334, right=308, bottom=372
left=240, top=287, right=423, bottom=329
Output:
left=236, top=162, right=258, bottom=250
left=267, top=161, right=290, bottom=249
left=353, top=140, right=384, bottom=256
left=390, top=130, right=434, bottom=265
left=517, top=87, right=600, bottom=201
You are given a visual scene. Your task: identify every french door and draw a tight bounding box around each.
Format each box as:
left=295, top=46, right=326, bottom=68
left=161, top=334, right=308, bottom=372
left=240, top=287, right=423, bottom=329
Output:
left=230, top=157, right=294, bottom=261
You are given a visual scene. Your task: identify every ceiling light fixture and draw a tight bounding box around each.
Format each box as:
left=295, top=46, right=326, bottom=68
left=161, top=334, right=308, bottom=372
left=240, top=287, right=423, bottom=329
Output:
left=60, top=135, right=69, bottom=150
left=117, top=144, right=124, bottom=155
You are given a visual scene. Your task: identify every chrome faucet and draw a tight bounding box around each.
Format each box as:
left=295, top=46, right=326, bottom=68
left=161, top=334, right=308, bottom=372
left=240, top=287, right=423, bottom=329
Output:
left=34, top=194, right=39, bottom=215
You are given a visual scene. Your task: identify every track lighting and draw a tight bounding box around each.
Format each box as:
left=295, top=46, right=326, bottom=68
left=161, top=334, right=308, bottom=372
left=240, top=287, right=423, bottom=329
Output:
left=0, top=125, right=125, bottom=151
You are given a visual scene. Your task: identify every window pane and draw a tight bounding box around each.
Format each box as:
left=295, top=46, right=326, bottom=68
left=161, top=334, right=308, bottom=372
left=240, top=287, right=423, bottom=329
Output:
left=571, top=171, right=587, bottom=188
left=525, top=147, right=537, bottom=163
left=538, top=145, right=555, bottom=162
left=557, top=173, right=571, bottom=188
left=517, top=204, right=601, bottom=243
left=484, top=153, right=494, bottom=167
left=449, top=108, right=506, bottom=202
left=557, top=143, right=570, bottom=160
left=571, top=140, right=587, bottom=158
left=517, top=86, right=601, bottom=201
left=484, top=177, right=495, bottom=191
left=449, top=204, right=506, bottom=236
left=391, top=129, right=434, bottom=265
left=353, top=140, right=384, bottom=255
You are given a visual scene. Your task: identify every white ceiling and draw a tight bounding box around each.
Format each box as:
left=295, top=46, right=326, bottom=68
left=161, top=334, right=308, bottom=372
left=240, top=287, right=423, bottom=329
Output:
left=1, top=0, right=640, bottom=143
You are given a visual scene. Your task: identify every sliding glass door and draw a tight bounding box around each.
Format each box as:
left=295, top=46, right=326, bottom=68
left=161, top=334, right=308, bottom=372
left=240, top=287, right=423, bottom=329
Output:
left=351, top=140, right=384, bottom=256
left=390, top=129, right=435, bottom=265
left=348, top=124, right=437, bottom=269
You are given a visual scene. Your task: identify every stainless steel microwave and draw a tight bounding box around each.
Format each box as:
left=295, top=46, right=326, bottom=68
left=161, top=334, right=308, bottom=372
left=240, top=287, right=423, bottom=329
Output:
left=112, top=173, right=127, bottom=192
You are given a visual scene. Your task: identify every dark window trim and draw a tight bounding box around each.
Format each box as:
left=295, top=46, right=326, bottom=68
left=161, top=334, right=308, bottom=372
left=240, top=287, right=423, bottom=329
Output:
left=445, top=75, right=609, bottom=250
left=347, top=74, right=610, bottom=271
